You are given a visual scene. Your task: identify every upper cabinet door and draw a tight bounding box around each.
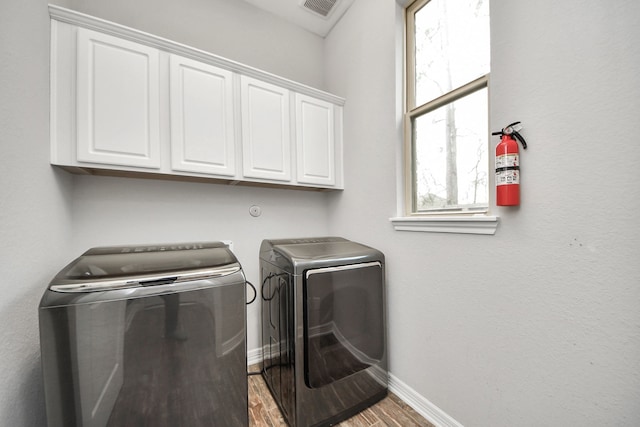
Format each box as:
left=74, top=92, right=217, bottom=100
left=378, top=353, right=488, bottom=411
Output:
left=169, top=55, right=236, bottom=177
left=240, top=76, right=291, bottom=182
left=295, top=94, right=335, bottom=186
left=76, top=28, right=161, bottom=169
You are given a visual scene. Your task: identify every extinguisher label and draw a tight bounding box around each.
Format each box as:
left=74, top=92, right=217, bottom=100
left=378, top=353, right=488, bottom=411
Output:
left=496, top=169, right=520, bottom=186
left=495, top=153, right=519, bottom=168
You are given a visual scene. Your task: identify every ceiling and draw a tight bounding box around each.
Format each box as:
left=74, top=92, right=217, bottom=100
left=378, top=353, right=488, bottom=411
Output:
left=241, top=0, right=355, bottom=37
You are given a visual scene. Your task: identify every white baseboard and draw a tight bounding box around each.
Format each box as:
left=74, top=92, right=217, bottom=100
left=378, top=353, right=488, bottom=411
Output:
left=245, top=349, right=463, bottom=427
left=247, top=347, right=263, bottom=367
left=388, top=373, right=464, bottom=427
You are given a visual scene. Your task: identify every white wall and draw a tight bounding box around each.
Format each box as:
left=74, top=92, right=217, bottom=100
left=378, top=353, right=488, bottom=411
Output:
left=325, top=0, right=640, bottom=426
left=0, top=0, right=74, bottom=425
left=66, top=0, right=326, bottom=90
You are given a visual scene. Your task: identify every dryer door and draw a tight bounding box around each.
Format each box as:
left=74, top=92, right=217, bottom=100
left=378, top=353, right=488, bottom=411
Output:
left=303, top=261, right=384, bottom=388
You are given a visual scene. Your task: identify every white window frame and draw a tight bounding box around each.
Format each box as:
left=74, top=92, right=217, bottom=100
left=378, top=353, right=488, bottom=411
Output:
left=390, top=0, right=498, bottom=235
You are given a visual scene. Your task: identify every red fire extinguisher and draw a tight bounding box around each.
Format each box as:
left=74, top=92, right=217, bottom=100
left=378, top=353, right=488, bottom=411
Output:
left=493, top=121, right=527, bottom=206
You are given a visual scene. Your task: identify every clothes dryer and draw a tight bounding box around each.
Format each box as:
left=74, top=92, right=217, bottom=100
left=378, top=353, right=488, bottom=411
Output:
left=260, top=237, right=387, bottom=427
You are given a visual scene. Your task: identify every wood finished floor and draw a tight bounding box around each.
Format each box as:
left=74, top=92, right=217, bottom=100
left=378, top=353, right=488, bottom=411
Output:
left=247, top=365, right=435, bottom=427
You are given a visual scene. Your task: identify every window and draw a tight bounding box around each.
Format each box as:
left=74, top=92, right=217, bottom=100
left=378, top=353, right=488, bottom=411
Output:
left=405, top=0, right=490, bottom=215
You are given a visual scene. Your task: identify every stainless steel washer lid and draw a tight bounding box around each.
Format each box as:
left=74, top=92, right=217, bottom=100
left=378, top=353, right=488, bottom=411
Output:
left=49, top=242, right=241, bottom=292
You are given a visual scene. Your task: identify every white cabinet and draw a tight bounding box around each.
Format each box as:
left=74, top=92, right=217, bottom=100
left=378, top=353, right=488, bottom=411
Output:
left=240, top=76, right=291, bottom=182
left=169, top=54, right=236, bottom=176
left=76, top=28, right=161, bottom=169
left=50, top=6, right=344, bottom=190
left=295, top=94, right=336, bottom=186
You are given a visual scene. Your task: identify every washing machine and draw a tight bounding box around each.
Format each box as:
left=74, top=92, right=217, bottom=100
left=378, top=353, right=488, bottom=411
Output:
left=39, top=242, right=248, bottom=427
left=259, top=237, right=387, bottom=427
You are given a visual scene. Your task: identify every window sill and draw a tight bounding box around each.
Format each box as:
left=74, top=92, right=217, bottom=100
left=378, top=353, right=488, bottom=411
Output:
left=389, top=215, right=498, bottom=235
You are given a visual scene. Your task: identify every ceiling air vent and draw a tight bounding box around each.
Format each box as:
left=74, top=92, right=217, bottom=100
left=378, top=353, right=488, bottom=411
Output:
left=300, top=0, right=338, bottom=18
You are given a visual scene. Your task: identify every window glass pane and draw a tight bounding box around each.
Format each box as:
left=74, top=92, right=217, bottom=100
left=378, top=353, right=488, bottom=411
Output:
left=414, top=88, right=488, bottom=211
left=414, top=0, right=490, bottom=106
